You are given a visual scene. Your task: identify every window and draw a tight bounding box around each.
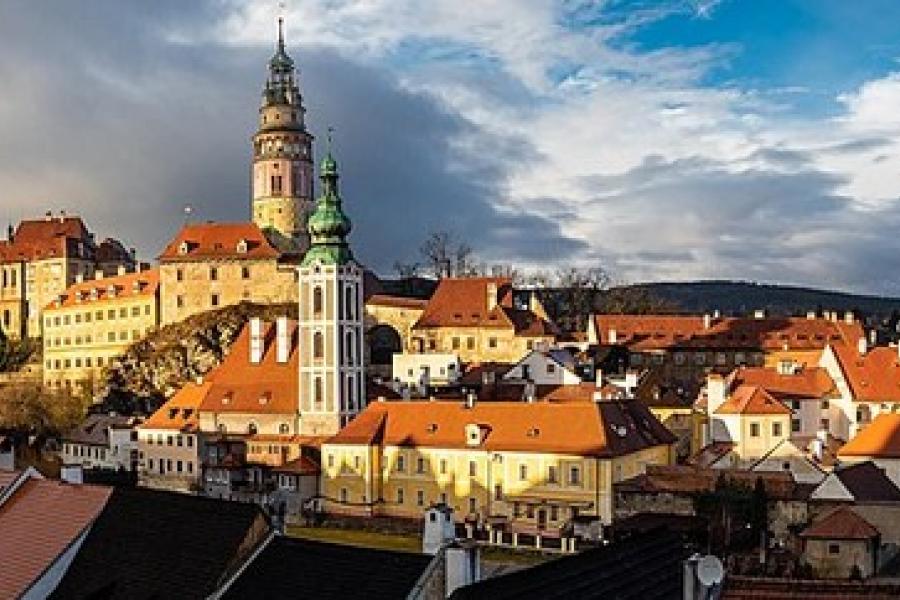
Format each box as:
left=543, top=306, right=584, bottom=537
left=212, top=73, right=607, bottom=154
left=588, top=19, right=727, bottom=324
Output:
left=547, top=466, right=558, bottom=484
left=313, top=287, right=323, bottom=316
left=750, top=422, right=760, bottom=437
left=241, top=266, right=251, bottom=280
left=439, top=459, right=447, bottom=475
left=547, top=363, right=556, bottom=374
left=210, top=267, right=218, bottom=281
left=417, top=457, right=426, bottom=474
left=416, top=490, right=425, bottom=507
left=187, top=436, right=193, bottom=448
left=167, top=436, right=173, bottom=446
left=791, top=418, right=801, bottom=433
left=314, top=377, right=323, bottom=405
left=469, top=461, right=477, bottom=477
left=119, top=308, right=127, bottom=318
left=396, top=488, right=405, bottom=504
left=772, top=422, right=783, bottom=437
left=176, top=435, right=183, bottom=447
left=466, top=337, right=475, bottom=350
left=488, top=337, right=497, bottom=349
left=271, top=175, right=283, bottom=194
left=345, top=331, right=354, bottom=363
left=108, top=309, right=116, bottom=320
left=519, top=464, right=528, bottom=481
left=176, top=460, right=183, bottom=473
left=821, top=400, right=830, bottom=410
left=396, top=455, right=406, bottom=472
left=313, top=332, right=324, bottom=359
left=820, top=418, right=830, bottom=431
left=176, top=269, right=183, bottom=282
left=211, top=294, right=219, bottom=307
left=468, top=497, right=477, bottom=514
left=327, top=454, right=335, bottom=468
left=354, top=455, right=361, bottom=470
left=344, top=286, right=354, bottom=320
left=340, top=488, right=348, bottom=503
left=452, top=337, right=460, bottom=350
left=550, top=505, right=559, bottom=521
left=569, top=466, right=581, bottom=485
left=828, top=543, right=840, bottom=555
left=494, top=484, right=502, bottom=501
left=176, top=295, right=185, bottom=309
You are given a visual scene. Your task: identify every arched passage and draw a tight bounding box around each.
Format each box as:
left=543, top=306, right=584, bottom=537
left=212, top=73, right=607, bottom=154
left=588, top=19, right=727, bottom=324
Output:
left=368, top=324, right=402, bottom=366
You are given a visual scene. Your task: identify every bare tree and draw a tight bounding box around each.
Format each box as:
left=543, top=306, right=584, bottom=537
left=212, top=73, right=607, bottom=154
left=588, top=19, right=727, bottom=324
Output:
left=419, top=230, right=475, bottom=278
left=393, top=260, right=420, bottom=279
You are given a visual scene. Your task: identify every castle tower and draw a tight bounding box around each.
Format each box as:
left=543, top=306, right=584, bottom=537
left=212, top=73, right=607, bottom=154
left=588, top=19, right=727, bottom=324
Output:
left=298, top=146, right=365, bottom=435
left=251, top=17, right=314, bottom=254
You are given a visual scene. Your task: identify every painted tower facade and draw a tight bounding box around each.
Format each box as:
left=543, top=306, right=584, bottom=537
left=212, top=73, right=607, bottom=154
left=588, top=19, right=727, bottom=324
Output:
left=298, top=150, right=365, bottom=436
left=251, top=18, right=314, bottom=254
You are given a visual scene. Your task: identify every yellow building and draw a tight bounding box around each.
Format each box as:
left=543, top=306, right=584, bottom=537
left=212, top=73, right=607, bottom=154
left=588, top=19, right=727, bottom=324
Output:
left=42, top=268, right=160, bottom=394
left=320, top=398, right=675, bottom=535
left=157, top=222, right=297, bottom=326
left=407, top=277, right=557, bottom=364
left=364, top=294, right=427, bottom=372
left=0, top=214, right=134, bottom=338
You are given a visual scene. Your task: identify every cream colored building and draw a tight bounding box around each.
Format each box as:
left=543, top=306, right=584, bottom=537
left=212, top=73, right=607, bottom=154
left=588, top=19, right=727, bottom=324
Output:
left=157, top=222, right=297, bottom=326
left=408, top=277, right=557, bottom=364
left=138, top=380, right=207, bottom=493
left=0, top=214, right=134, bottom=338
left=321, top=399, right=675, bottom=534
left=42, top=268, right=159, bottom=394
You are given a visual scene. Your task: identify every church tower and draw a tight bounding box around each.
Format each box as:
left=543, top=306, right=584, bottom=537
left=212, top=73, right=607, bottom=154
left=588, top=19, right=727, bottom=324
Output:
left=251, top=18, right=314, bottom=254
left=298, top=146, right=365, bottom=435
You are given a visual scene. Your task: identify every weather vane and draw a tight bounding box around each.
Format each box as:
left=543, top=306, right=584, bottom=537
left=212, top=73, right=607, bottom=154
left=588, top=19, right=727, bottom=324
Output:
left=327, top=126, right=335, bottom=152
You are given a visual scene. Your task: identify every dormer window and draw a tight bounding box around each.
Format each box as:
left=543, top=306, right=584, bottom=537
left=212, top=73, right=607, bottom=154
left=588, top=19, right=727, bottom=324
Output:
left=132, top=281, right=141, bottom=293
left=465, top=423, right=485, bottom=447
left=90, top=288, right=98, bottom=300
left=107, top=285, right=117, bottom=298
left=236, top=239, right=248, bottom=254
left=178, top=241, right=190, bottom=255
left=426, top=423, right=438, bottom=434
left=259, top=392, right=271, bottom=406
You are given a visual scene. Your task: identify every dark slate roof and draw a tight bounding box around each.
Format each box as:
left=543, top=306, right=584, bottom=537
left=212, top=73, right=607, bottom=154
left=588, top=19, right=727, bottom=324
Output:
left=49, top=487, right=269, bottom=600
left=451, top=529, right=689, bottom=600
left=63, top=414, right=137, bottom=446
left=221, top=536, right=433, bottom=600
left=835, top=461, right=900, bottom=503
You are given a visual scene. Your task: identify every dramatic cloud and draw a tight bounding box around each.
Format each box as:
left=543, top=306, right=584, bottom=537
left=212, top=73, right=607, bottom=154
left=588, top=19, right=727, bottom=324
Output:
left=2, top=1, right=900, bottom=294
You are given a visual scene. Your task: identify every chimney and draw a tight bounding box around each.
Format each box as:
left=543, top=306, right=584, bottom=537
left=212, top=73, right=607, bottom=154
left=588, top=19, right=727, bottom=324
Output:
left=753, top=309, right=766, bottom=319
left=486, top=281, right=498, bottom=312
left=6, top=223, right=13, bottom=242
left=703, top=314, right=711, bottom=329
left=94, top=271, right=104, bottom=280
left=276, top=316, right=290, bottom=363
left=806, top=310, right=816, bottom=320
left=844, top=311, right=854, bottom=324
left=706, top=373, right=727, bottom=415
left=607, top=328, right=618, bottom=344
left=445, top=541, right=482, bottom=598
left=465, top=391, right=476, bottom=409
left=524, top=380, right=536, bottom=403
left=249, top=318, right=264, bottom=364
left=117, top=265, right=127, bottom=276
left=713, top=309, right=721, bottom=319
left=60, top=464, right=83, bottom=485
left=870, top=329, right=877, bottom=346
left=858, top=336, right=868, bottom=356
left=75, top=273, right=84, bottom=284
left=595, top=367, right=603, bottom=388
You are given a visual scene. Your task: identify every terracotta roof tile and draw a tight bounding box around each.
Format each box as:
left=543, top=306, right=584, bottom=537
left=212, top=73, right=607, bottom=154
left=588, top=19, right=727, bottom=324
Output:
left=831, top=345, right=900, bottom=403
left=63, top=414, right=139, bottom=445
left=800, top=506, right=879, bottom=540
left=141, top=381, right=210, bottom=432
left=158, top=222, right=280, bottom=262
left=328, top=399, right=675, bottom=457
left=594, top=315, right=863, bottom=351
left=0, top=478, right=111, bottom=598
left=714, top=385, right=792, bottom=415
left=0, top=216, right=93, bottom=263
left=365, top=294, right=428, bottom=309
left=271, top=455, right=320, bottom=475
left=198, top=320, right=300, bottom=415
left=839, top=413, right=900, bottom=459
left=414, top=277, right=556, bottom=336
left=46, top=268, right=159, bottom=310
left=732, top=366, right=837, bottom=400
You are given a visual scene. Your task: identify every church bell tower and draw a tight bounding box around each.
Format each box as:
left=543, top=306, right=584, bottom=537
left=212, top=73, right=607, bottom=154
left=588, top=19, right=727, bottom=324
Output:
left=251, top=18, right=314, bottom=254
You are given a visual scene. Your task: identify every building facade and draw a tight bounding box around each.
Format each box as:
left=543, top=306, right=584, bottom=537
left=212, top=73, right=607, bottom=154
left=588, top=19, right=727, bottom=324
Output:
left=0, top=214, right=134, bottom=338
left=42, top=268, right=159, bottom=394
left=60, top=414, right=141, bottom=472
left=320, top=399, right=675, bottom=532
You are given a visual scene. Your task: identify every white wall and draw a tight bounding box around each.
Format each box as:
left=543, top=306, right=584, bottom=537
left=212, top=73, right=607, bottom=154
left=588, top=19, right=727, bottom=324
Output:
left=393, top=353, right=461, bottom=387
left=503, top=351, right=580, bottom=386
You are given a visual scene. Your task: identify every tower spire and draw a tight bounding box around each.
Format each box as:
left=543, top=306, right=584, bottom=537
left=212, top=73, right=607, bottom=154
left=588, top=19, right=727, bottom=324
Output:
left=277, top=16, right=285, bottom=52
left=302, top=137, right=354, bottom=266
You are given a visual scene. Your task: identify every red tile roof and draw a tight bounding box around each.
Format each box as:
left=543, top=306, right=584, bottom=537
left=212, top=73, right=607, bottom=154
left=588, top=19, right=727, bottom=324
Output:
left=800, top=506, right=879, bottom=540
left=0, top=216, right=93, bottom=263
left=616, top=465, right=801, bottom=500
left=0, top=478, right=111, bottom=598
left=365, top=294, right=428, bottom=309
left=830, top=345, right=900, bottom=403
left=197, top=320, right=299, bottom=415
left=839, top=413, right=900, bottom=459
left=141, top=380, right=210, bottom=432
left=714, top=385, right=792, bottom=415
left=413, top=277, right=556, bottom=336
left=732, top=366, right=837, bottom=400
left=723, top=576, right=900, bottom=599
left=328, top=399, right=675, bottom=457
left=272, top=455, right=320, bottom=475
left=45, top=268, right=159, bottom=310
left=158, top=222, right=281, bottom=262
left=593, top=315, right=863, bottom=351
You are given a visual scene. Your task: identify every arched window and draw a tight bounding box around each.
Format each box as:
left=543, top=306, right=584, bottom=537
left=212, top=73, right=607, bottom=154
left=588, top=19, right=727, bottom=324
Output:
left=248, top=422, right=258, bottom=435
left=314, top=377, right=323, bottom=406
left=313, top=331, right=324, bottom=359
left=279, top=423, right=290, bottom=434
left=313, top=286, right=323, bottom=316
left=345, top=330, right=354, bottom=363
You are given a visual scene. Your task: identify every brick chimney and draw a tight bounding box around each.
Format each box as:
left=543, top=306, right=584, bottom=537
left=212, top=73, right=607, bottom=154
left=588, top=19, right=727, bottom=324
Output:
left=249, top=318, right=264, bottom=364
left=276, top=316, right=290, bottom=363
left=486, top=281, right=498, bottom=312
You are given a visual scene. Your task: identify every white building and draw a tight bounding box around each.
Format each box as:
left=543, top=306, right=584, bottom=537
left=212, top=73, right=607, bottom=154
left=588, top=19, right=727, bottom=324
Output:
left=60, top=414, right=141, bottom=472
left=503, top=349, right=581, bottom=386
left=393, top=352, right=461, bottom=388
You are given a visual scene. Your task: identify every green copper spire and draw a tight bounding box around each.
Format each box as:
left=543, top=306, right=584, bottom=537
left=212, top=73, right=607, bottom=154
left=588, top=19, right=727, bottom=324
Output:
left=302, top=132, right=354, bottom=266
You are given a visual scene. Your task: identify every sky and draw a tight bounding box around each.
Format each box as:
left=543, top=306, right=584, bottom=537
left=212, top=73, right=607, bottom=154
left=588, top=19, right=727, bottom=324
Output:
left=3, top=1, right=900, bottom=295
